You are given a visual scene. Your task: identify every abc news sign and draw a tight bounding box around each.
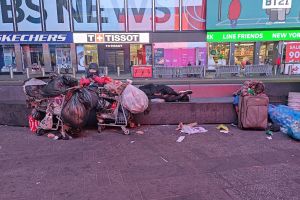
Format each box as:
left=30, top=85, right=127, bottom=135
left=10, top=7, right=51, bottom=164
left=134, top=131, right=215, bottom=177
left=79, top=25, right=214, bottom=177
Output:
left=73, top=33, right=149, bottom=44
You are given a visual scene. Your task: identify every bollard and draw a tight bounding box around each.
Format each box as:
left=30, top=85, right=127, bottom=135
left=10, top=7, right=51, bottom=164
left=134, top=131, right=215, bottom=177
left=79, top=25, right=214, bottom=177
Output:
left=9, top=67, right=14, bottom=79
left=41, top=68, right=45, bottom=77
left=105, top=67, right=108, bottom=76
left=117, top=66, right=120, bottom=77
left=26, top=68, right=30, bottom=79
left=72, top=67, right=76, bottom=78
left=288, top=65, right=292, bottom=76
left=57, top=67, right=61, bottom=74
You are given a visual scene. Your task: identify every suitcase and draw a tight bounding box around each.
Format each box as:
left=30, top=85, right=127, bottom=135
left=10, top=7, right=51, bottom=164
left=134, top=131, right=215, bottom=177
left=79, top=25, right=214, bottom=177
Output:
left=238, top=95, right=269, bottom=130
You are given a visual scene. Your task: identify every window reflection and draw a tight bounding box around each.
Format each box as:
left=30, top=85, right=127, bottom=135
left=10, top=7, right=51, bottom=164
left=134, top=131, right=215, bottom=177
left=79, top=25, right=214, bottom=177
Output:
left=128, top=0, right=152, bottom=31
left=182, top=0, right=206, bottom=30
left=72, top=0, right=98, bottom=31
left=100, top=0, right=125, bottom=31
left=154, top=42, right=207, bottom=67
left=155, top=0, right=179, bottom=31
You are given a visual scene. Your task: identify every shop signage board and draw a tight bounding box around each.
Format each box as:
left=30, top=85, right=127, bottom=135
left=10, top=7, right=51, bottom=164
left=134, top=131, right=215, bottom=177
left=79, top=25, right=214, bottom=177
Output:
left=73, top=33, right=149, bottom=44
left=132, top=66, right=152, bottom=78
left=207, top=0, right=299, bottom=30
left=207, top=30, right=300, bottom=42
left=285, top=42, right=300, bottom=63
left=285, top=63, right=300, bottom=75
left=0, top=32, right=73, bottom=44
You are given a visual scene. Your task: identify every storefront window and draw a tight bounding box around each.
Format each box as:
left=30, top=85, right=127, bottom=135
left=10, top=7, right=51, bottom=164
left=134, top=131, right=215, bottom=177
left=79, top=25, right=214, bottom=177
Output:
left=182, top=0, right=206, bottom=31
left=155, top=0, right=179, bottom=31
left=0, top=45, right=16, bottom=72
left=71, top=0, right=98, bottom=31
left=153, top=42, right=207, bottom=67
left=16, top=0, right=42, bottom=31
left=208, top=43, right=230, bottom=68
left=130, top=44, right=152, bottom=65
left=100, top=0, right=125, bottom=31
left=76, top=44, right=98, bottom=71
left=234, top=43, right=254, bottom=66
left=128, top=0, right=152, bottom=31
left=259, top=43, right=275, bottom=65
left=0, top=0, right=14, bottom=31
left=49, top=45, right=71, bottom=72
left=44, top=0, right=70, bottom=31
left=21, top=44, right=44, bottom=70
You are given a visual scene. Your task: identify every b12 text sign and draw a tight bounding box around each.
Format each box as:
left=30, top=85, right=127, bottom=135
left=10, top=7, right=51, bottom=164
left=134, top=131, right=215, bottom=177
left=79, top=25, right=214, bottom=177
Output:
left=262, top=0, right=292, bottom=9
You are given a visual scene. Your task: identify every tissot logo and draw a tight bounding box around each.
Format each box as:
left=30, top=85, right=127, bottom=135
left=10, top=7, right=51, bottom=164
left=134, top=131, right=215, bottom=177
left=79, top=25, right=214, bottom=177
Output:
left=74, top=33, right=149, bottom=43
left=87, top=34, right=140, bottom=43
left=87, top=34, right=104, bottom=42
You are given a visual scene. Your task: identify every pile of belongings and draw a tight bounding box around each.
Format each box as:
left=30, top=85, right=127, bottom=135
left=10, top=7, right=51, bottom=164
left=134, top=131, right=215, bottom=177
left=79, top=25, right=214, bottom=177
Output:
left=23, top=73, right=150, bottom=140
left=234, top=80, right=266, bottom=97
left=269, top=105, right=300, bottom=141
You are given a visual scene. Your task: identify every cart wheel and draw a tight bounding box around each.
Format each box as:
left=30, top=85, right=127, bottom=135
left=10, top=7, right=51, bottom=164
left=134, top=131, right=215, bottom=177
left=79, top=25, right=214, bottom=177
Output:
left=36, top=129, right=45, bottom=136
left=121, top=126, right=130, bottom=135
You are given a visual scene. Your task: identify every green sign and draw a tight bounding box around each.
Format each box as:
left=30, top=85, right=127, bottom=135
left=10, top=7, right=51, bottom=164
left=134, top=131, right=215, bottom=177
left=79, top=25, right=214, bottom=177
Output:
left=207, top=30, right=300, bottom=42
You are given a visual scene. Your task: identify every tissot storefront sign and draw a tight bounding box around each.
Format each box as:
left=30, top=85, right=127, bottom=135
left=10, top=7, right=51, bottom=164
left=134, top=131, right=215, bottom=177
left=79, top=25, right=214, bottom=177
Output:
left=73, top=33, right=149, bottom=44
left=207, top=30, right=300, bottom=42
left=0, top=32, right=73, bottom=44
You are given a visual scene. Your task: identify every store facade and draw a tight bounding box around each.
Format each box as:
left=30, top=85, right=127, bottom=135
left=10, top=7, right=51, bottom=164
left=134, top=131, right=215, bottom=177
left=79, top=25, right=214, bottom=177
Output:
left=206, top=0, right=300, bottom=73
left=0, top=0, right=207, bottom=75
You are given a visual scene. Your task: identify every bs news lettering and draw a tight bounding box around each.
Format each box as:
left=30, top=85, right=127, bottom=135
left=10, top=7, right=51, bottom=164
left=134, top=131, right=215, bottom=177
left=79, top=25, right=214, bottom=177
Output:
left=0, top=0, right=177, bottom=25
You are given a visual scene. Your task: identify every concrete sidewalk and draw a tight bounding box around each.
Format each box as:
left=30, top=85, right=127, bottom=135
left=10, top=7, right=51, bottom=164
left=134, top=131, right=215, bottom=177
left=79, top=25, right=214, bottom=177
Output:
left=0, top=125, right=299, bottom=200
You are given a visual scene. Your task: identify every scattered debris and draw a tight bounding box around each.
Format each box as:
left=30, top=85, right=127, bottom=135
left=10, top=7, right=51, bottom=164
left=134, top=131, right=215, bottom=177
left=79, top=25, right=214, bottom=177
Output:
left=160, top=156, right=168, bottom=163
left=47, top=133, right=56, bottom=139
left=220, top=130, right=230, bottom=134
left=266, top=130, right=273, bottom=136
left=136, top=131, right=144, bottom=135
left=217, top=124, right=229, bottom=132
left=97, top=161, right=101, bottom=164
left=230, top=123, right=237, bottom=127
left=176, top=136, right=185, bottom=143
left=130, top=141, right=135, bottom=144
left=176, top=122, right=207, bottom=135
left=266, top=136, right=272, bottom=140
left=36, top=182, right=40, bottom=185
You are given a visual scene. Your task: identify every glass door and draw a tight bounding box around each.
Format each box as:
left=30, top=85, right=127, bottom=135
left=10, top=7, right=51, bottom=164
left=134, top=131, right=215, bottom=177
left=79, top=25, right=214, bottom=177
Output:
left=105, top=50, right=125, bottom=73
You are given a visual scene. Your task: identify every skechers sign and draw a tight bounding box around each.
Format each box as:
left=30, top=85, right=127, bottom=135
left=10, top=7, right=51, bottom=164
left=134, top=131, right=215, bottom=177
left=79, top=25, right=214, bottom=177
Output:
left=73, top=33, right=149, bottom=44
left=0, top=32, right=73, bottom=44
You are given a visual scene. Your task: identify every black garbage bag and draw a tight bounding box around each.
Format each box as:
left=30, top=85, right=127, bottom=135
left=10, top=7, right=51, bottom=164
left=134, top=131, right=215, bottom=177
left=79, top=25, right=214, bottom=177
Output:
left=42, top=75, right=78, bottom=97
left=61, top=88, right=91, bottom=128
left=61, top=88, right=98, bottom=128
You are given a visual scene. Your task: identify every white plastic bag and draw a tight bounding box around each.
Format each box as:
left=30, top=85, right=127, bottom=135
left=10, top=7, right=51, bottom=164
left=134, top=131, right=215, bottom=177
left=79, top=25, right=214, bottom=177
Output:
left=121, top=84, right=149, bottom=114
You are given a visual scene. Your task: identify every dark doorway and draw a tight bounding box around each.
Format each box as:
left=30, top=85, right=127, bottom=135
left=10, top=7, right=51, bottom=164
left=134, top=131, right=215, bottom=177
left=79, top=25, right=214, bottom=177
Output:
left=104, top=50, right=125, bottom=73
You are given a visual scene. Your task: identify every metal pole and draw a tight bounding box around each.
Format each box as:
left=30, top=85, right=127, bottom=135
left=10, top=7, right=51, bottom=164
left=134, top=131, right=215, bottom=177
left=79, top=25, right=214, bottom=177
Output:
left=41, top=68, right=45, bottom=77
left=72, top=67, right=76, bottom=78
left=117, top=66, right=120, bottom=77
left=57, top=66, right=61, bottom=74
left=105, top=67, right=108, bottom=76
left=10, top=67, right=14, bottom=79
left=26, top=68, right=30, bottom=79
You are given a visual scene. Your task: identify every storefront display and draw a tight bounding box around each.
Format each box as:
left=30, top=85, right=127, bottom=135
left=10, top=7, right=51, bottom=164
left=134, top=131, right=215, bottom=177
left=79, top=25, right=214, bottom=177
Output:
left=153, top=42, right=207, bottom=67
left=234, top=43, right=254, bottom=65
left=208, top=43, right=230, bottom=67
left=130, top=44, right=152, bottom=66
left=21, top=44, right=44, bottom=71
left=76, top=44, right=98, bottom=71
left=0, top=45, right=16, bottom=72
left=259, top=42, right=276, bottom=64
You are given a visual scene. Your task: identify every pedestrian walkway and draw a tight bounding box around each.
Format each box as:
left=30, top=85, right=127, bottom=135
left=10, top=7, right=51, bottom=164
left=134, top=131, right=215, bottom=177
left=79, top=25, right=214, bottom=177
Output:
left=0, top=125, right=299, bottom=200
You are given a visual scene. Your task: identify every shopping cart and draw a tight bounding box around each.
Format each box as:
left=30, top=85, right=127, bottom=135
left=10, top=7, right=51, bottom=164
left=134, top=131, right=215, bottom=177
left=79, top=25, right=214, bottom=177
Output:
left=35, top=94, right=69, bottom=139
left=96, top=87, right=130, bottom=135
